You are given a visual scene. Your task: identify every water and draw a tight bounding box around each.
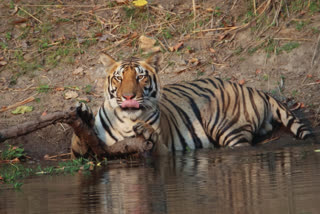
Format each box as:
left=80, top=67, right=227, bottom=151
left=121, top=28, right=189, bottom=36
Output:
left=1, top=143, right=320, bottom=214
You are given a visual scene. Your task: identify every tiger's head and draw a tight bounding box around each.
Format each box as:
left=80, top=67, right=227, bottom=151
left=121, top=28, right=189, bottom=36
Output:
left=100, top=53, right=161, bottom=113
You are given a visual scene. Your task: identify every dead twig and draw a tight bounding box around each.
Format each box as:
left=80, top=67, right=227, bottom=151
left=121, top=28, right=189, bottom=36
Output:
left=311, top=33, right=320, bottom=67
left=231, top=0, right=239, bottom=10
left=303, top=81, right=320, bottom=86
left=272, top=0, right=283, bottom=27
left=192, top=0, right=196, bottom=30
left=44, top=153, right=71, bottom=160
left=273, top=38, right=313, bottom=41
left=149, top=5, right=176, bottom=15
left=0, top=95, right=36, bottom=113
left=260, top=136, right=280, bottom=145
left=18, top=6, right=42, bottom=24
left=192, top=26, right=239, bottom=34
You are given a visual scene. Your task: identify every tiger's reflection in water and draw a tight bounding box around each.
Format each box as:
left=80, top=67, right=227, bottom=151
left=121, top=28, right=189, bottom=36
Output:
left=76, top=145, right=320, bottom=214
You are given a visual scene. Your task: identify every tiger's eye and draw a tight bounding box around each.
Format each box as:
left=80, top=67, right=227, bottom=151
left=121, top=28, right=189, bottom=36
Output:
left=138, top=75, right=145, bottom=80
left=115, top=76, right=122, bottom=81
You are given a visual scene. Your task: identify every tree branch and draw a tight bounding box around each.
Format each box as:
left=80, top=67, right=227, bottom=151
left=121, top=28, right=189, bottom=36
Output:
left=0, top=107, right=153, bottom=159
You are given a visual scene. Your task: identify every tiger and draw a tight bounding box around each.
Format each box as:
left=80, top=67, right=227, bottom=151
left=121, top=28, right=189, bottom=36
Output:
left=71, top=53, right=311, bottom=158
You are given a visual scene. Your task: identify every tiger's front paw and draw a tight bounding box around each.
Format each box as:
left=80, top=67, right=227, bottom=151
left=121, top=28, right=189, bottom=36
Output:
left=76, top=102, right=95, bottom=128
left=133, top=122, right=158, bottom=143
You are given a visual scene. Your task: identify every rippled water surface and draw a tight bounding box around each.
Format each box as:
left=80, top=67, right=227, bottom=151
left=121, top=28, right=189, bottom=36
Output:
left=2, top=143, right=320, bottom=214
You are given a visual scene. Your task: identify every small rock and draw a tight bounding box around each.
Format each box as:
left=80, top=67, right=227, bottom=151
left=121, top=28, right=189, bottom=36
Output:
left=73, top=67, right=84, bottom=76
left=139, top=35, right=156, bottom=50
left=78, top=96, right=90, bottom=103
left=64, top=91, right=79, bottom=100
left=0, top=61, right=7, bottom=66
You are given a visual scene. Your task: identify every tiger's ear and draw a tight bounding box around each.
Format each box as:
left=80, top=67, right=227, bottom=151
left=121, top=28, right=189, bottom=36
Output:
left=145, top=54, right=160, bottom=72
left=99, top=53, right=117, bottom=69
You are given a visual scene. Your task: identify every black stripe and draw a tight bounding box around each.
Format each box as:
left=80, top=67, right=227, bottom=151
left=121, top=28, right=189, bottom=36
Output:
left=297, top=125, right=308, bottom=137
left=159, top=111, right=176, bottom=152
left=220, top=85, right=225, bottom=113
left=153, top=75, right=158, bottom=94
left=171, top=84, right=201, bottom=96
left=148, top=111, right=160, bottom=126
left=216, top=78, right=225, bottom=87
left=163, top=96, right=203, bottom=149
left=102, top=106, right=114, bottom=128
left=209, top=101, right=220, bottom=136
left=195, top=79, right=209, bottom=84
left=163, top=88, right=183, bottom=98
left=248, top=88, right=260, bottom=129
left=216, top=95, right=242, bottom=146
left=186, top=82, right=207, bottom=92
left=240, top=85, right=249, bottom=120
left=286, top=117, right=295, bottom=129
left=231, top=137, right=249, bottom=146
left=224, top=125, right=252, bottom=146
left=166, top=92, right=203, bottom=148
left=231, top=83, right=240, bottom=115
left=206, top=78, right=218, bottom=89
left=225, top=91, right=231, bottom=112
left=224, top=133, right=244, bottom=146
left=160, top=102, right=188, bottom=150
left=108, top=76, right=115, bottom=99
left=114, top=109, right=124, bottom=123
left=99, top=109, right=118, bottom=141
left=150, top=91, right=157, bottom=98
left=276, top=109, right=281, bottom=121
left=258, top=91, right=269, bottom=111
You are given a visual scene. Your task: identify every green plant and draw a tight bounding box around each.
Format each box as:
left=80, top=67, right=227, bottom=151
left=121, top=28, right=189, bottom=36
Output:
left=239, top=57, right=246, bottom=61
left=18, top=26, right=31, bottom=40
left=262, top=74, right=269, bottom=81
left=295, top=21, right=305, bottom=31
left=162, top=28, right=173, bottom=39
left=13, top=182, right=23, bottom=190
left=9, top=0, right=14, bottom=9
left=0, top=144, right=25, bottom=160
left=165, top=12, right=172, bottom=20
left=0, top=158, right=98, bottom=190
left=123, top=6, right=136, bottom=18
left=36, top=84, right=51, bottom=93
left=0, top=42, right=8, bottom=50
left=311, top=27, right=320, bottom=34
left=5, top=32, right=12, bottom=40
left=248, top=47, right=259, bottom=55
left=270, top=89, right=278, bottom=96
left=213, top=6, right=222, bottom=17
left=280, top=42, right=300, bottom=53
left=292, top=89, right=298, bottom=97
left=56, top=18, right=70, bottom=23
left=40, top=22, right=53, bottom=34
left=309, top=1, right=320, bottom=14
left=196, top=70, right=204, bottom=77
left=84, top=84, right=93, bottom=94
left=234, top=46, right=243, bottom=55
left=244, top=11, right=255, bottom=23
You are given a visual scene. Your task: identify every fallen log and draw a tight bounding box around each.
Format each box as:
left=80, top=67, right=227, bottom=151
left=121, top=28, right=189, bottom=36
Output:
left=0, top=107, right=153, bottom=159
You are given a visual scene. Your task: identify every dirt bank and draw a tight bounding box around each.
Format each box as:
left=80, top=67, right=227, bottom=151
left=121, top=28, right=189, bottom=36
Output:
left=0, top=0, right=319, bottom=159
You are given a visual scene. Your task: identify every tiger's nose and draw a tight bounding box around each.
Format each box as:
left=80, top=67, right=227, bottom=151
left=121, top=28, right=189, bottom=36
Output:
left=123, top=94, right=135, bottom=100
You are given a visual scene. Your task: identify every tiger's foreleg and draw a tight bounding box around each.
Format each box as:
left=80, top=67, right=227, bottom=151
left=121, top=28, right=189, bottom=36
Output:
left=133, top=122, right=168, bottom=155
left=71, top=102, right=95, bottom=159
left=133, top=122, right=158, bottom=144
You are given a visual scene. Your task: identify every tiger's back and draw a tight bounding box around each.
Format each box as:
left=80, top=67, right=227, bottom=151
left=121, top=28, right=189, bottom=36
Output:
left=159, top=77, right=310, bottom=151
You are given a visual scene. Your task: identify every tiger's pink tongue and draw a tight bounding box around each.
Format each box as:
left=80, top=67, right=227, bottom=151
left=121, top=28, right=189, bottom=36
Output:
left=121, top=100, right=140, bottom=109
